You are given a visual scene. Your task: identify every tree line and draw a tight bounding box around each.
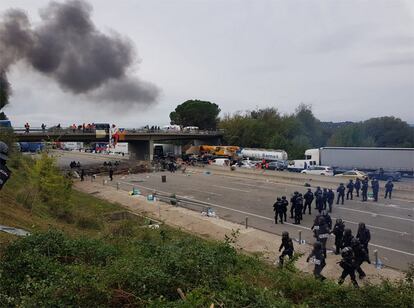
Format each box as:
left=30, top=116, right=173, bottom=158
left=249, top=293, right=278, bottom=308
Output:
left=170, top=100, right=414, bottom=159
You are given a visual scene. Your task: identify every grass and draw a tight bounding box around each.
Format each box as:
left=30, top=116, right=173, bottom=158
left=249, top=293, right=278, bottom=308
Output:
left=0, top=152, right=412, bottom=307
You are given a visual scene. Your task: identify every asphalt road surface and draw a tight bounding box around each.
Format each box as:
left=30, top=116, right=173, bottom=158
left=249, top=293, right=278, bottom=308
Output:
left=105, top=169, right=414, bottom=270
left=53, top=150, right=128, bottom=168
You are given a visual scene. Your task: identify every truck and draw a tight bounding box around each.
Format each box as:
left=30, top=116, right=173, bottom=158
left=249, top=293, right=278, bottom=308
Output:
left=61, top=142, right=84, bottom=151
left=292, top=147, right=414, bottom=176
left=19, top=142, right=44, bottom=153
left=154, top=143, right=182, bottom=158
left=239, top=148, right=288, bottom=161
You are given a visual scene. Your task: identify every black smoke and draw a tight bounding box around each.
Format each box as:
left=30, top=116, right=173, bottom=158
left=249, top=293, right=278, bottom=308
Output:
left=0, top=0, right=159, bottom=106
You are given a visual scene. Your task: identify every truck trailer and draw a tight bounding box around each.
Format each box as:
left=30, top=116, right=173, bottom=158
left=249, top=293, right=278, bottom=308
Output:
left=296, top=147, right=414, bottom=175
left=240, top=148, right=288, bottom=161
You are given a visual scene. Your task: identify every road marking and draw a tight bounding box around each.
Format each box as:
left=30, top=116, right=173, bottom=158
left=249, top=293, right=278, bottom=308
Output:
left=212, top=185, right=250, bottom=193
left=336, top=206, right=414, bottom=222
left=191, top=189, right=222, bottom=196
left=330, top=216, right=411, bottom=235
left=368, top=243, right=414, bottom=257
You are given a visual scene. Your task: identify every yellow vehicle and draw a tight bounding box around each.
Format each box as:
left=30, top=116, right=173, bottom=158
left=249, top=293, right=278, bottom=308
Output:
left=335, top=170, right=368, bottom=180
left=199, top=145, right=240, bottom=157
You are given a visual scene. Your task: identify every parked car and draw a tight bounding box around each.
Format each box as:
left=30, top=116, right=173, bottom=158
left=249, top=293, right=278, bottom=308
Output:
left=368, top=169, right=401, bottom=181
left=267, top=160, right=288, bottom=171
left=335, top=170, right=367, bottom=180
left=301, top=166, right=334, bottom=176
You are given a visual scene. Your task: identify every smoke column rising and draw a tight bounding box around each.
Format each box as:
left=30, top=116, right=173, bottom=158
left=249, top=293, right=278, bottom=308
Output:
left=0, top=0, right=159, bottom=106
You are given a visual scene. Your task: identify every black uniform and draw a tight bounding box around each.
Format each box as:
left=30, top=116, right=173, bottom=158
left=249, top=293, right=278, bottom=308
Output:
left=351, top=239, right=370, bottom=279
left=281, top=196, right=288, bottom=222
left=279, top=233, right=294, bottom=265
left=303, top=189, right=314, bottom=215
left=327, top=189, right=335, bottom=213
left=342, top=229, right=354, bottom=249
left=317, top=220, right=330, bottom=258
left=332, top=220, right=345, bottom=255
left=294, top=195, right=303, bottom=224
left=273, top=198, right=284, bottom=224
left=336, top=184, right=345, bottom=205
left=307, top=242, right=326, bottom=280
left=361, top=179, right=368, bottom=201
left=346, top=180, right=354, bottom=200
left=371, top=179, right=379, bottom=202
left=322, top=188, right=328, bottom=210
left=356, top=223, right=371, bottom=255
left=311, top=214, right=322, bottom=239
left=338, top=247, right=359, bottom=287
left=109, top=168, right=114, bottom=181
left=80, top=169, right=85, bottom=181
left=314, top=187, right=322, bottom=210
left=322, top=211, right=332, bottom=230
left=385, top=181, right=394, bottom=199
left=290, top=192, right=298, bottom=218
left=354, top=178, right=361, bottom=197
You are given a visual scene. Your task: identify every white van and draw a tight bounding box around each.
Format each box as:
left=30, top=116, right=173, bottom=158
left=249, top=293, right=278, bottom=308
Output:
left=212, top=158, right=230, bottom=166
left=162, top=125, right=181, bottom=131
left=301, top=166, right=334, bottom=176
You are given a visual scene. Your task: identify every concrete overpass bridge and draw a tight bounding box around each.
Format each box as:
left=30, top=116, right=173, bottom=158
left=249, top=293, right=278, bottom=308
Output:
left=10, top=128, right=223, bottom=160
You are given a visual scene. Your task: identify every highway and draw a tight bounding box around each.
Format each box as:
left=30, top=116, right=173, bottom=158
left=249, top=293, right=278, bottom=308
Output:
left=107, top=168, right=414, bottom=270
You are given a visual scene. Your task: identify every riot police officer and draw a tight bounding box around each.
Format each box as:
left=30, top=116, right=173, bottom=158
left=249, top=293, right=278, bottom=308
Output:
left=281, top=196, right=288, bottom=222
left=294, top=193, right=303, bottom=224
left=290, top=192, right=298, bottom=219
left=342, top=228, right=354, bottom=249
left=354, top=178, right=361, bottom=197
left=273, top=198, right=284, bottom=224
left=317, top=216, right=330, bottom=258
left=356, top=222, right=371, bottom=255
left=278, top=231, right=294, bottom=266
left=371, top=179, right=379, bottom=202
left=307, top=241, right=326, bottom=281
left=303, top=188, right=314, bottom=215
left=385, top=180, right=394, bottom=199
left=314, top=187, right=322, bottom=210
left=346, top=179, right=354, bottom=200
left=322, top=188, right=328, bottom=210
left=332, top=218, right=345, bottom=255
left=338, top=246, right=359, bottom=287
left=327, top=189, right=335, bottom=213
left=336, top=183, right=345, bottom=205
left=361, top=177, right=369, bottom=201
left=351, top=238, right=370, bottom=279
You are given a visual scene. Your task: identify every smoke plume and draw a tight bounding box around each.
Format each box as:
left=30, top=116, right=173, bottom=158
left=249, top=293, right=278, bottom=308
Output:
left=0, top=0, right=159, bottom=105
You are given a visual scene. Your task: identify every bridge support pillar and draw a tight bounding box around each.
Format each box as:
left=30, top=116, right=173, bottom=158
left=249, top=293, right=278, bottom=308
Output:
left=128, top=140, right=154, bottom=161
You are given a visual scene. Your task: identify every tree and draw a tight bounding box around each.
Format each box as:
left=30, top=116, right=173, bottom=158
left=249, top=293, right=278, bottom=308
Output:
left=170, top=100, right=221, bottom=129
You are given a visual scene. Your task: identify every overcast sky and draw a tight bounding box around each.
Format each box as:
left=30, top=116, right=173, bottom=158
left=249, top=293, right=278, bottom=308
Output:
left=1, top=0, right=413, bottom=127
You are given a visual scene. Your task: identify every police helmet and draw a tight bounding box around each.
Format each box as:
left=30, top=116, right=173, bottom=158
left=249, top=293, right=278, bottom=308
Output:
left=277, top=197, right=281, bottom=201
left=336, top=218, right=343, bottom=224
left=0, top=141, right=9, bottom=161
left=294, top=191, right=298, bottom=195
left=351, top=238, right=360, bottom=247
left=313, top=241, right=322, bottom=250
left=344, top=228, right=352, bottom=236
left=282, top=231, right=289, bottom=238
left=341, top=246, right=353, bottom=258
left=358, top=222, right=366, bottom=230
left=308, top=188, right=312, bottom=192
left=282, top=196, right=286, bottom=200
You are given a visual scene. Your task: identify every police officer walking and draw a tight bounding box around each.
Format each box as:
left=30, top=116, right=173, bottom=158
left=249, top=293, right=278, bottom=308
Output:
left=327, top=189, right=335, bottom=213
left=0, top=141, right=11, bottom=190
left=351, top=238, right=371, bottom=279
left=322, top=188, right=328, bottom=210
left=356, top=222, right=371, bottom=255
left=314, top=187, right=322, bottom=210
left=354, top=178, right=361, bottom=197
left=303, top=188, right=314, bottom=215
left=317, top=216, right=330, bottom=258
left=332, top=218, right=345, bottom=255
left=109, top=167, right=114, bottom=181
left=338, top=247, right=359, bottom=287
left=306, top=242, right=326, bottom=281
left=290, top=192, right=298, bottom=219
left=278, top=231, right=294, bottom=266
left=273, top=198, right=284, bottom=224
left=361, top=177, right=369, bottom=201
left=342, top=228, right=354, bottom=249
left=336, top=183, right=345, bottom=205
left=294, top=194, right=303, bottom=224
left=371, top=178, right=379, bottom=202
left=385, top=180, right=394, bottom=199
left=346, top=179, right=354, bottom=200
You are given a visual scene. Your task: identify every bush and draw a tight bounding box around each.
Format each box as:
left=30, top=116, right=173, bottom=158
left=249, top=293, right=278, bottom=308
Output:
left=76, top=216, right=102, bottom=230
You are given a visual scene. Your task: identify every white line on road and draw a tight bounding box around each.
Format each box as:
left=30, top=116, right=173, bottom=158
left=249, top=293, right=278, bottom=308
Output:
left=336, top=206, right=414, bottom=222
left=369, top=243, right=414, bottom=257
left=212, top=185, right=250, bottom=193
left=331, top=216, right=411, bottom=235
left=191, top=189, right=222, bottom=196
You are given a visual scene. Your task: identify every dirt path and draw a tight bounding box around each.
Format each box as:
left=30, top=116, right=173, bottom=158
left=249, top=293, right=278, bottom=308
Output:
left=75, top=177, right=405, bottom=285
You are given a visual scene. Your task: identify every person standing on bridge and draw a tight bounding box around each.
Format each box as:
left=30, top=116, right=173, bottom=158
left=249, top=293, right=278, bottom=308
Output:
left=307, top=241, right=326, bottom=281
left=361, top=178, right=368, bottom=201
left=385, top=180, right=394, bottom=199
left=336, top=183, right=345, bottom=205
left=24, top=122, right=30, bottom=133
left=278, top=231, right=294, bottom=266
left=346, top=179, right=354, bottom=200
left=41, top=123, right=46, bottom=132
left=356, top=222, right=371, bottom=255
left=303, top=188, right=314, bottom=215
left=371, top=179, right=379, bottom=202
left=354, top=178, right=361, bottom=197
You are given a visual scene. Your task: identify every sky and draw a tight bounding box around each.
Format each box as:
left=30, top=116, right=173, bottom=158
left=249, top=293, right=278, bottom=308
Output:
left=0, top=0, right=413, bottom=128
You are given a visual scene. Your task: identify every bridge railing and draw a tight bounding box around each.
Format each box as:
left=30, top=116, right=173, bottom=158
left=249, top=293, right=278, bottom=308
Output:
left=8, top=127, right=224, bottom=135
